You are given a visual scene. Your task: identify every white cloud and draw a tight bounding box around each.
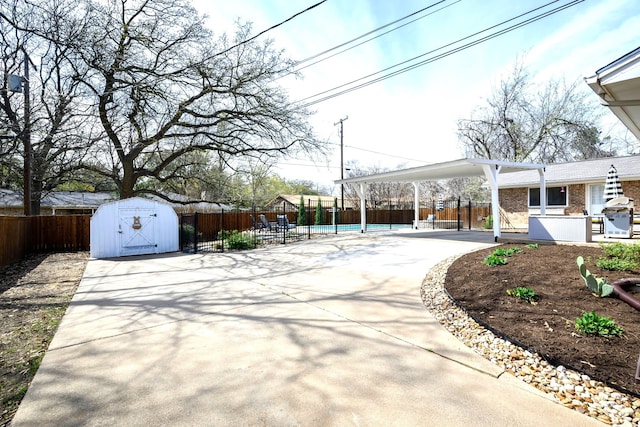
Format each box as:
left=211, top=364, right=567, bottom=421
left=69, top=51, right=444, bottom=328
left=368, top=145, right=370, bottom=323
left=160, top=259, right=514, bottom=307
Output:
left=191, top=0, right=640, bottom=192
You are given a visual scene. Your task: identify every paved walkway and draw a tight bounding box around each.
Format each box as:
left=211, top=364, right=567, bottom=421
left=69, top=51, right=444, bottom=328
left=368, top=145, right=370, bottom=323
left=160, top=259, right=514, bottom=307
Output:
left=13, top=230, right=602, bottom=426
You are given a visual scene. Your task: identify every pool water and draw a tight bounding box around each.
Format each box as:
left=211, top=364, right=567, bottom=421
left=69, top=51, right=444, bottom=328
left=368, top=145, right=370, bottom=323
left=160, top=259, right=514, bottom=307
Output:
left=303, top=223, right=411, bottom=232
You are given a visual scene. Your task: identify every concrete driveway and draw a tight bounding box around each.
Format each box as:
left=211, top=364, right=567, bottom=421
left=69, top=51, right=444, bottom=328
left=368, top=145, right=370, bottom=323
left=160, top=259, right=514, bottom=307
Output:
left=12, top=230, right=602, bottom=426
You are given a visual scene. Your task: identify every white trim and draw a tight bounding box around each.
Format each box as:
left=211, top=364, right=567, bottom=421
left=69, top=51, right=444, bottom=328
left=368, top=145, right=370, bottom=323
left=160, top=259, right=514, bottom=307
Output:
left=335, top=158, right=546, bottom=241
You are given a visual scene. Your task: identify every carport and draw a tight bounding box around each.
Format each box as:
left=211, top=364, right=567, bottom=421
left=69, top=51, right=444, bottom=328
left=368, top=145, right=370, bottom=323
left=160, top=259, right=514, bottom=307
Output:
left=335, top=158, right=546, bottom=241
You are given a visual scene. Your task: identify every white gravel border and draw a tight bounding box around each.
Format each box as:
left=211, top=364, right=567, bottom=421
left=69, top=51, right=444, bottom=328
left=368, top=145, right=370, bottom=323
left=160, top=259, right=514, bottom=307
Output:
left=421, top=254, right=640, bottom=427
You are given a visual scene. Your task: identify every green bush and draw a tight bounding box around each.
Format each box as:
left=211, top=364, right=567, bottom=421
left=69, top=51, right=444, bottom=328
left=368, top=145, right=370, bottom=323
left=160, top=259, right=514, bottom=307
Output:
left=315, top=199, right=324, bottom=225
left=223, top=230, right=255, bottom=250
left=492, top=247, right=522, bottom=257
left=483, top=215, right=493, bottom=229
left=298, top=196, right=306, bottom=225
left=506, top=286, right=539, bottom=303
left=575, top=311, right=623, bottom=337
left=600, top=242, right=640, bottom=260
left=597, top=242, right=640, bottom=271
left=483, top=254, right=507, bottom=266
left=180, top=223, right=195, bottom=242
left=596, top=258, right=638, bottom=271
left=483, top=247, right=523, bottom=266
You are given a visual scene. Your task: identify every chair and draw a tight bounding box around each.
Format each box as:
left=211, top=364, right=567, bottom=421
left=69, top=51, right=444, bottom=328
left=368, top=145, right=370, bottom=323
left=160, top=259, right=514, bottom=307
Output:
left=258, top=214, right=277, bottom=232
left=276, top=214, right=296, bottom=230
left=250, top=215, right=265, bottom=232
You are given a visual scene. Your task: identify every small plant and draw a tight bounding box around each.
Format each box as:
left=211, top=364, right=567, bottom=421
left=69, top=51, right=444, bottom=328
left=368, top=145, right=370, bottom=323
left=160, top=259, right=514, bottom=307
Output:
left=483, top=254, right=507, bottom=266
left=224, top=230, right=255, bottom=250
left=600, top=242, right=640, bottom=261
left=596, top=258, right=638, bottom=271
left=506, top=286, right=539, bottom=303
left=180, top=223, right=195, bottom=243
left=494, top=247, right=522, bottom=256
left=483, top=247, right=522, bottom=266
left=597, top=242, right=639, bottom=271
left=576, top=256, right=613, bottom=297
left=525, top=243, right=539, bottom=249
left=575, top=311, right=623, bottom=337
left=482, top=215, right=493, bottom=229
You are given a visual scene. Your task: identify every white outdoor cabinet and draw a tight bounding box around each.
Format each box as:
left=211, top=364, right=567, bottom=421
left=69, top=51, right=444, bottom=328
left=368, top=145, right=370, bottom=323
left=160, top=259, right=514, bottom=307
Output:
left=90, top=197, right=179, bottom=258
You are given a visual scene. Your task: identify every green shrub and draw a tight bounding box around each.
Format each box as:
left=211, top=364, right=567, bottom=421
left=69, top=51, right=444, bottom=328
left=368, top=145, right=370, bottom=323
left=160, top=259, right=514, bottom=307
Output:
left=597, top=242, right=640, bottom=271
left=224, top=230, right=255, bottom=250
left=600, top=242, right=640, bottom=261
left=492, top=247, right=522, bottom=257
left=483, top=215, right=493, bottom=229
left=483, top=254, right=507, bottom=266
left=315, top=199, right=324, bottom=225
left=180, top=223, right=195, bottom=242
left=298, top=196, right=306, bottom=225
left=506, top=286, right=539, bottom=303
left=575, top=311, right=623, bottom=337
left=483, top=247, right=521, bottom=266
left=596, top=258, right=638, bottom=271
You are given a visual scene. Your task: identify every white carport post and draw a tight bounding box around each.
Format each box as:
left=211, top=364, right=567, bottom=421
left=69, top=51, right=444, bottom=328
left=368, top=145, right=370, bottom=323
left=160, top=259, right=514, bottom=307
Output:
left=351, top=182, right=368, bottom=232
left=412, top=182, right=420, bottom=229
left=538, top=168, right=546, bottom=215
left=482, top=164, right=502, bottom=242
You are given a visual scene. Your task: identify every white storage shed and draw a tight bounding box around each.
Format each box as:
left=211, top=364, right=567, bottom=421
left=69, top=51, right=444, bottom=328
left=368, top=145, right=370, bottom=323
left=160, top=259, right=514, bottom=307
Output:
left=90, top=197, right=179, bottom=259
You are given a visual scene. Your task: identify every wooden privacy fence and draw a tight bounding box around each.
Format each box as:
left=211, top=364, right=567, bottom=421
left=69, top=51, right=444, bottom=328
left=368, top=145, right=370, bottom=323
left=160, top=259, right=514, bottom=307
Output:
left=0, top=215, right=91, bottom=268
left=1, top=200, right=491, bottom=268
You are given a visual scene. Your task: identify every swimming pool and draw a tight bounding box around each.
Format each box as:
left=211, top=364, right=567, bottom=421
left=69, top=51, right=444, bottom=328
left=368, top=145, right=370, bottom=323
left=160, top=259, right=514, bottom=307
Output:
left=302, top=223, right=412, bottom=233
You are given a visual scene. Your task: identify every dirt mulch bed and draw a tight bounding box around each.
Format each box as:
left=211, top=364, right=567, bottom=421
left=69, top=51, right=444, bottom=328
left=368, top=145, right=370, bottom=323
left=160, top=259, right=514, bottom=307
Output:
left=0, top=252, right=88, bottom=426
left=445, top=242, right=640, bottom=397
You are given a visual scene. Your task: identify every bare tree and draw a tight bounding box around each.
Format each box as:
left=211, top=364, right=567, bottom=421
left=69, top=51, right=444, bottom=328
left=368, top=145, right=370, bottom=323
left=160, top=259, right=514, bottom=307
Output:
left=62, top=0, right=322, bottom=200
left=343, top=161, right=413, bottom=209
left=457, top=61, right=617, bottom=163
left=1, top=0, right=95, bottom=214
left=3, top=0, right=323, bottom=203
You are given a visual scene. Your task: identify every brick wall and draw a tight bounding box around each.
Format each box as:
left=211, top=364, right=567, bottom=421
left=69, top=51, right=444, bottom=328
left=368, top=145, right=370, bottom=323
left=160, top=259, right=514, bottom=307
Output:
left=499, top=180, right=640, bottom=228
left=567, top=184, right=585, bottom=215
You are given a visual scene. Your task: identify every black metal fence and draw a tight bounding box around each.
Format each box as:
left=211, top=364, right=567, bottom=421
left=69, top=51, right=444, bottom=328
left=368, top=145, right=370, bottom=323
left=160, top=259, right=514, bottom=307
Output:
left=179, top=197, right=492, bottom=253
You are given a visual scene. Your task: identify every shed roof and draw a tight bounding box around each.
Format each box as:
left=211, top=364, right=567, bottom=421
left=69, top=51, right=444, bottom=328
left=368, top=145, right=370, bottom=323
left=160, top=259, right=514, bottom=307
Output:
left=496, top=155, right=640, bottom=188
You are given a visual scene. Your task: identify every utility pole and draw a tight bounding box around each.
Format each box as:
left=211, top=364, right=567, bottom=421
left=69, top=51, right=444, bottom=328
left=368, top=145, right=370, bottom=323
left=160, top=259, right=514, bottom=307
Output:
left=334, top=116, right=348, bottom=210
left=22, top=47, right=32, bottom=216
left=8, top=48, right=33, bottom=215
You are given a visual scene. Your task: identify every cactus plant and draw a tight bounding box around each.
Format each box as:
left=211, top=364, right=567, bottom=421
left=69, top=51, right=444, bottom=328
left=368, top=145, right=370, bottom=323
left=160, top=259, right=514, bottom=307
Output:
left=576, top=256, right=613, bottom=297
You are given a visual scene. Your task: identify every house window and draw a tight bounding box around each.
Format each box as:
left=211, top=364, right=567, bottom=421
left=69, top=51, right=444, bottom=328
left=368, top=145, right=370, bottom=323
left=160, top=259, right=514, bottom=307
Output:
left=529, top=186, right=567, bottom=207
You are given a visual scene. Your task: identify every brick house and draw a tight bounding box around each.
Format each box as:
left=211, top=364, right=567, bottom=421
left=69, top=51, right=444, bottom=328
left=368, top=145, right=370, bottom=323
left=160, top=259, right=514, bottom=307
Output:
left=496, top=155, right=640, bottom=228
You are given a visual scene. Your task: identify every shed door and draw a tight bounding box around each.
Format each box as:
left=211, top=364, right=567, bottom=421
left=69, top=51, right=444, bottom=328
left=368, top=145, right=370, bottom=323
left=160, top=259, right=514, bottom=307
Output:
left=118, top=207, right=157, bottom=256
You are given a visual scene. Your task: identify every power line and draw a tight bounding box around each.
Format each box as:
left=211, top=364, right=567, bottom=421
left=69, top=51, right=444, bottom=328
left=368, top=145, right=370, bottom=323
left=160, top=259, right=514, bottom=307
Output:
left=291, top=0, right=457, bottom=74
left=214, top=0, right=327, bottom=57
left=298, top=0, right=583, bottom=107
left=283, top=141, right=432, bottom=167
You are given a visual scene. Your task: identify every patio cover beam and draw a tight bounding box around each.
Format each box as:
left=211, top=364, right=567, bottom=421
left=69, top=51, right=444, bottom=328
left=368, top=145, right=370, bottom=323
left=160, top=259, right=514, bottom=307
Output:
left=335, top=158, right=546, bottom=240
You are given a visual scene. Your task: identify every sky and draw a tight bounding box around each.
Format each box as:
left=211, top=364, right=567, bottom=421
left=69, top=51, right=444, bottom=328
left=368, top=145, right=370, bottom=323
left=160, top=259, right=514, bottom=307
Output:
left=191, top=0, right=640, bottom=195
